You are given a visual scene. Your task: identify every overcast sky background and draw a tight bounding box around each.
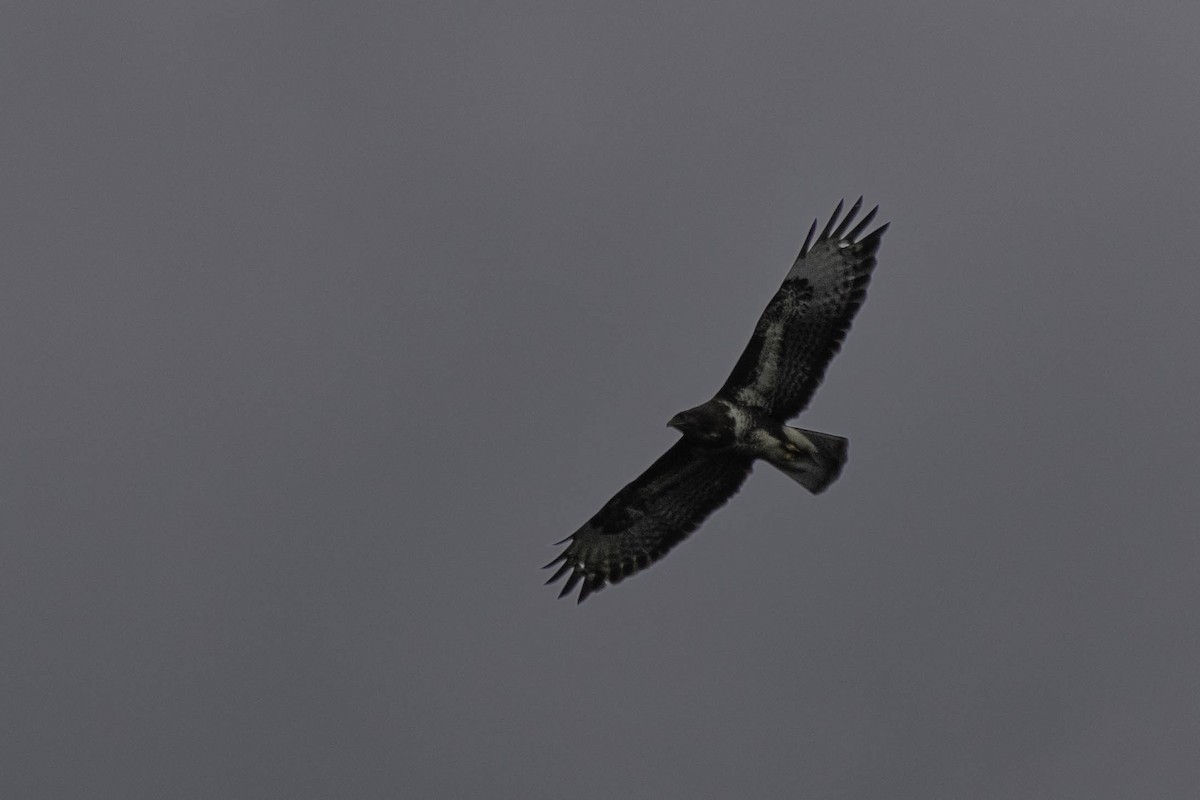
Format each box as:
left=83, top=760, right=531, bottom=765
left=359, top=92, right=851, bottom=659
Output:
left=4, top=3, right=1199, bottom=798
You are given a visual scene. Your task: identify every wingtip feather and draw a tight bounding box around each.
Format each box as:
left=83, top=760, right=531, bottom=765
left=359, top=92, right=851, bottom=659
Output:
left=545, top=561, right=572, bottom=584
left=846, top=205, right=878, bottom=241
left=557, top=570, right=583, bottom=599
left=818, top=199, right=844, bottom=240
left=799, top=217, right=818, bottom=257
left=865, top=221, right=890, bottom=242
left=577, top=577, right=598, bottom=603
left=830, top=196, right=863, bottom=240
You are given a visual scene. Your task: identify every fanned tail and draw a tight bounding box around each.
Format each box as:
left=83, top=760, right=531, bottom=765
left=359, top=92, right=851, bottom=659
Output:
left=772, top=427, right=848, bottom=495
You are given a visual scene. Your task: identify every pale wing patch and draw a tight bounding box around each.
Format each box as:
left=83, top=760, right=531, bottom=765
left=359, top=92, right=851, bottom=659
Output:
left=735, top=318, right=787, bottom=407
left=720, top=400, right=755, bottom=438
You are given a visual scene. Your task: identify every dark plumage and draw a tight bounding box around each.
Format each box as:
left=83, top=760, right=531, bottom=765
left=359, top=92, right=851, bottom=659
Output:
left=546, top=198, right=888, bottom=602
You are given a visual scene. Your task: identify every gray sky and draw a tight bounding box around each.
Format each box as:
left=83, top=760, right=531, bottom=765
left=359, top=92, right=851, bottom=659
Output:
left=4, top=3, right=1199, bottom=798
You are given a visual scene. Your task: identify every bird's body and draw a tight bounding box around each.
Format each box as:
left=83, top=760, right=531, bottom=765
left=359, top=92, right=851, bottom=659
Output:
left=546, top=198, right=888, bottom=602
left=668, top=398, right=849, bottom=494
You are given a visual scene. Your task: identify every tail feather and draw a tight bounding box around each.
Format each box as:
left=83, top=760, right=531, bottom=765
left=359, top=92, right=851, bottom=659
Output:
left=774, top=428, right=848, bottom=494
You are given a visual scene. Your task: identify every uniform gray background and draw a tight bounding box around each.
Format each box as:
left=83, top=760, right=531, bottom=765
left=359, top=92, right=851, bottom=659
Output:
left=4, top=3, right=1199, bottom=798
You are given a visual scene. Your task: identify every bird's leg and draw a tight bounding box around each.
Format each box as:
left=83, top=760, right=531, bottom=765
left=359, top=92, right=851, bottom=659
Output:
left=780, top=427, right=818, bottom=459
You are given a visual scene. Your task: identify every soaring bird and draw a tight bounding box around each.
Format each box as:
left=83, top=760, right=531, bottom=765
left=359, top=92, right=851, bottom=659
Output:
left=546, top=198, right=888, bottom=602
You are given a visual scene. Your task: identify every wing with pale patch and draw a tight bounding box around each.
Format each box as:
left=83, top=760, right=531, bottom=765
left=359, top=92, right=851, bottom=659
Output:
left=718, top=198, right=888, bottom=419
left=545, top=440, right=753, bottom=603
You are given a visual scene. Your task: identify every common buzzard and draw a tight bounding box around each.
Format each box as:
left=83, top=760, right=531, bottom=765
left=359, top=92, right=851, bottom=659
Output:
left=546, top=198, right=888, bottom=602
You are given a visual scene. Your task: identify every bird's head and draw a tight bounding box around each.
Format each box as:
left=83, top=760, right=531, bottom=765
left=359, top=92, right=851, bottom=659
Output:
left=666, top=409, right=699, bottom=435
left=667, top=402, right=732, bottom=444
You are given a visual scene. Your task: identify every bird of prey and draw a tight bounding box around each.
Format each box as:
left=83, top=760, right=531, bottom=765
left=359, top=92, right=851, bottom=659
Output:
left=545, top=198, right=888, bottom=602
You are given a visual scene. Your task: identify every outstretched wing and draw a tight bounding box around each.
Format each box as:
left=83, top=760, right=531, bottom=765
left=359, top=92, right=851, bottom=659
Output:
left=718, top=198, right=888, bottom=420
left=545, top=440, right=753, bottom=603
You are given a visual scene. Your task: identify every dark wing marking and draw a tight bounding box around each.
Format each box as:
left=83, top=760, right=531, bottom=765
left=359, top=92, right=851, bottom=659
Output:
left=717, top=197, right=888, bottom=419
left=545, top=439, right=753, bottom=603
